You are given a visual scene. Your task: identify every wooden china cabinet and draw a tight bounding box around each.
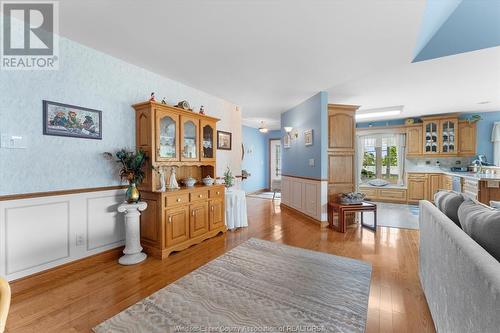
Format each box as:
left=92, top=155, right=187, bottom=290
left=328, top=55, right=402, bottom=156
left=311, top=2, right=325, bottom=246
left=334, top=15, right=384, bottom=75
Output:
left=133, top=101, right=226, bottom=259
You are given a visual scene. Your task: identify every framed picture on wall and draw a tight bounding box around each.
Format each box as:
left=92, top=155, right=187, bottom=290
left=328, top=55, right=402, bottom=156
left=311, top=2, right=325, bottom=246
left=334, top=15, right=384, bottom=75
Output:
left=43, top=100, right=102, bottom=140
left=304, top=129, right=313, bottom=146
left=217, top=130, right=232, bottom=150
left=283, top=134, right=291, bottom=148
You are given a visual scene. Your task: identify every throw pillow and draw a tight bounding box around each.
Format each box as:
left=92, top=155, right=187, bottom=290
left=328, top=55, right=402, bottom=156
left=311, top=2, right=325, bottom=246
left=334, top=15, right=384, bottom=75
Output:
left=434, top=190, right=465, bottom=227
left=458, top=200, right=500, bottom=261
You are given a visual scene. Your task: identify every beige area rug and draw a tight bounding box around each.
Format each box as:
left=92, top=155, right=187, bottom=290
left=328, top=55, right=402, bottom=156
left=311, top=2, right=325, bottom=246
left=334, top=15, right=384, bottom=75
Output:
left=94, top=238, right=372, bottom=333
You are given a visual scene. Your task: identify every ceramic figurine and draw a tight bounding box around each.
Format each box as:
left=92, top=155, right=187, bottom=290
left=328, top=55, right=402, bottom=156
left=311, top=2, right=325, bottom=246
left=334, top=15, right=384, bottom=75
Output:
left=199, top=105, right=205, bottom=115
left=168, top=166, right=180, bottom=189
left=149, top=92, right=156, bottom=102
left=161, top=97, right=167, bottom=104
left=158, top=167, right=166, bottom=192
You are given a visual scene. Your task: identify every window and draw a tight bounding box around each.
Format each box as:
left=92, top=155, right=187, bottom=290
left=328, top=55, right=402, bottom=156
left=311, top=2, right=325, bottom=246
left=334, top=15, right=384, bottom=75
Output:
left=360, top=135, right=402, bottom=184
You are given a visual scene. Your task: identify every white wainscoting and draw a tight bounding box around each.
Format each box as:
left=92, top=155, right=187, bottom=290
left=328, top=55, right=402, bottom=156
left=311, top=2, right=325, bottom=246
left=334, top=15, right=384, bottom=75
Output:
left=0, top=189, right=125, bottom=281
left=281, top=176, right=328, bottom=222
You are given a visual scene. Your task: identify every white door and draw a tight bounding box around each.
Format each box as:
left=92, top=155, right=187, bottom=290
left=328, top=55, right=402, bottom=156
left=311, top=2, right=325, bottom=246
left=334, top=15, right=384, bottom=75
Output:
left=269, top=139, right=281, bottom=190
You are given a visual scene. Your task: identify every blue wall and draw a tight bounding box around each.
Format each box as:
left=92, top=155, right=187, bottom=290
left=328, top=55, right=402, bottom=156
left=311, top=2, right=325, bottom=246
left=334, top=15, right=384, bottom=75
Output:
left=460, top=111, right=500, bottom=163
left=413, top=0, right=500, bottom=62
left=0, top=23, right=239, bottom=195
left=280, top=92, right=328, bottom=179
left=241, top=127, right=281, bottom=193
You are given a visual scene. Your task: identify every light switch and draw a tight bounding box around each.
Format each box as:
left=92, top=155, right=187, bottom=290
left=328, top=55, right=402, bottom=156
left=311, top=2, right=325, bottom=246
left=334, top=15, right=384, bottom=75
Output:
left=309, top=158, right=315, bottom=167
left=0, top=134, right=27, bottom=149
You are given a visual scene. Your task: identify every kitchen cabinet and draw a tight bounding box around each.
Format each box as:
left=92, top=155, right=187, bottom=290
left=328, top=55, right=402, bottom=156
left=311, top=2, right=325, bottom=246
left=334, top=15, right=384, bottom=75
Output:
left=442, top=175, right=453, bottom=190
left=428, top=174, right=442, bottom=201
left=407, top=173, right=428, bottom=204
left=440, top=118, right=458, bottom=155
left=458, top=121, right=477, bottom=156
left=327, top=104, right=359, bottom=202
left=423, top=120, right=439, bottom=154
left=406, top=125, right=423, bottom=156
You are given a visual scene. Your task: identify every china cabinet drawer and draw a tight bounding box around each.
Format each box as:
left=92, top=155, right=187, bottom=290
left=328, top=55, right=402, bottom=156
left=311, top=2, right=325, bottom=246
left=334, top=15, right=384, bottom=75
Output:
left=190, top=190, right=209, bottom=202
left=165, top=193, right=190, bottom=207
left=209, top=188, right=224, bottom=199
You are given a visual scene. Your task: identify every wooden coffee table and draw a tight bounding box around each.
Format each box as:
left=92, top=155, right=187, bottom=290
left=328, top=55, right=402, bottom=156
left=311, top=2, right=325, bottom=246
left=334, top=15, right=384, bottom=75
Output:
left=328, top=201, right=377, bottom=233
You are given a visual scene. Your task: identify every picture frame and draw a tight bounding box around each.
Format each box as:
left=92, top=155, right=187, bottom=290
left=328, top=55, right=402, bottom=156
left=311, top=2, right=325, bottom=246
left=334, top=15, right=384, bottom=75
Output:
left=217, top=130, right=232, bottom=150
left=304, top=129, right=313, bottom=146
left=43, top=100, right=102, bottom=140
left=283, top=134, right=291, bottom=148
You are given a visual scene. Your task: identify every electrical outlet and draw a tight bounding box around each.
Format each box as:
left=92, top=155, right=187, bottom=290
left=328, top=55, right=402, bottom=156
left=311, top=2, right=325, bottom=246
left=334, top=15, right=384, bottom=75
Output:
left=76, top=234, right=85, bottom=246
left=309, top=158, right=315, bottom=167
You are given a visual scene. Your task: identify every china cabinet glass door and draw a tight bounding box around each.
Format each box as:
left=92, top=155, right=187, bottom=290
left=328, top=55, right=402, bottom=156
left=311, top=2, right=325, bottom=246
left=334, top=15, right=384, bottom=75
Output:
left=200, top=120, right=215, bottom=161
left=441, top=119, right=457, bottom=154
left=181, top=116, right=199, bottom=161
left=156, top=111, right=179, bottom=161
left=424, top=121, right=438, bottom=154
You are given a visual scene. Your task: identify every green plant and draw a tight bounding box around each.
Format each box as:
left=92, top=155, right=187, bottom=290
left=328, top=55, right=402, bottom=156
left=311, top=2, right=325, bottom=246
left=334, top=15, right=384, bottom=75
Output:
left=104, top=149, right=148, bottom=185
left=466, top=114, right=482, bottom=124
left=223, top=166, right=234, bottom=187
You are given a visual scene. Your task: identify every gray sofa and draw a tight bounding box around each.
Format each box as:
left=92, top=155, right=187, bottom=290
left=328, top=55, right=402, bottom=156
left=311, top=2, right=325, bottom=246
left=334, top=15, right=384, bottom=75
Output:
left=419, top=200, right=500, bottom=333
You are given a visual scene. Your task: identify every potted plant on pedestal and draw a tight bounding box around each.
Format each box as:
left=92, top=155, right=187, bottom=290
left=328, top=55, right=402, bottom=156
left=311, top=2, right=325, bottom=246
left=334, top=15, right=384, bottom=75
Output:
left=104, top=149, right=148, bottom=203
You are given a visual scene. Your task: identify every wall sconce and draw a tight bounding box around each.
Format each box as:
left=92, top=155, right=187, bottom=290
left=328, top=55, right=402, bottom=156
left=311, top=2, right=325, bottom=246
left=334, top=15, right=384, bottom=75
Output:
left=284, top=126, right=293, bottom=133
left=283, top=126, right=298, bottom=142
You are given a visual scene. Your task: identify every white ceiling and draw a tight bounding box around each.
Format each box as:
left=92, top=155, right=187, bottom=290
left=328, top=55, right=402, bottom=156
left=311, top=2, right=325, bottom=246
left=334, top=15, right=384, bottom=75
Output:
left=56, top=0, right=500, bottom=129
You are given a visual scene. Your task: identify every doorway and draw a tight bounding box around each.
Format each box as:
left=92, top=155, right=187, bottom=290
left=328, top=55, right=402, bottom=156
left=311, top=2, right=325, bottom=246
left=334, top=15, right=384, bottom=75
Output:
left=269, top=139, right=281, bottom=192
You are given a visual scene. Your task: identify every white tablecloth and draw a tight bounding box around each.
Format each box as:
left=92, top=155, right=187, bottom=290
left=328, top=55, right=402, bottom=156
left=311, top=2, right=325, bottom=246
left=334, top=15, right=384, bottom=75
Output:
left=225, top=189, right=248, bottom=230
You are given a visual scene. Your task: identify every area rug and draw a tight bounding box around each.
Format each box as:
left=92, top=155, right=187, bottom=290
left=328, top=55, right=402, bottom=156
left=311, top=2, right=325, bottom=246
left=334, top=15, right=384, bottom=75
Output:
left=93, top=238, right=372, bottom=333
left=247, top=191, right=281, bottom=200
left=364, top=202, right=419, bottom=230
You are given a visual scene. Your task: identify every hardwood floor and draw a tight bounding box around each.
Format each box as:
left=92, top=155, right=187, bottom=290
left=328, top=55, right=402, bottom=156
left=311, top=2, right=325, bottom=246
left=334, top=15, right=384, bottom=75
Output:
left=6, top=198, right=435, bottom=333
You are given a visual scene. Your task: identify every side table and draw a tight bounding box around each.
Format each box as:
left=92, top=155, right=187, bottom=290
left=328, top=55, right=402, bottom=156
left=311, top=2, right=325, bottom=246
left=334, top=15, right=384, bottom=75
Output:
left=328, top=201, right=377, bottom=233
left=117, top=201, right=148, bottom=265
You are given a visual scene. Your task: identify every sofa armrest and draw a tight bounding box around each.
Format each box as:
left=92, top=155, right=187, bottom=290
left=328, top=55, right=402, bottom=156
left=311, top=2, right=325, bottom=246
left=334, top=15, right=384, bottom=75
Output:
left=419, top=200, right=500, bottom=333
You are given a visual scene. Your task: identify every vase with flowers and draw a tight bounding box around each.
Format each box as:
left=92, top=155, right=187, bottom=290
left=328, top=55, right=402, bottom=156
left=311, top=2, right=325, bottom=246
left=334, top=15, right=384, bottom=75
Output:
left=104, top=149, right=148, bottom=203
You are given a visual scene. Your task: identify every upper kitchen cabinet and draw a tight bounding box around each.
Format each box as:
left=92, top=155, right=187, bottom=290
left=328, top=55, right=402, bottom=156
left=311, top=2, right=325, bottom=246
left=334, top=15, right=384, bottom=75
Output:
left=440, top=118, right=458, bottom=155
left=458, top=120, right=477, bottom=156
left=406, top=125, right=423, bottom=156
left=423, top=119, right=439, bottom=154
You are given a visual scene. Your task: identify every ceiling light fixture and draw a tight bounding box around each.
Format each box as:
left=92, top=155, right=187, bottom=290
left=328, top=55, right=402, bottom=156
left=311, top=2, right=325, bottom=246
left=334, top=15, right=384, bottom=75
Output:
left=258, top=121, right=268, bottom=133
left=284, top=126, right=293, bottom=133
left=478, top=101, right=491, bottom=105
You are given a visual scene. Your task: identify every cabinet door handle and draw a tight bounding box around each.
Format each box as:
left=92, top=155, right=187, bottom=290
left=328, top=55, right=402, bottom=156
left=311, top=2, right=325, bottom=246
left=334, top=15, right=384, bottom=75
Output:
left=216, top=191, right=220, bottom=195
left=211, top=206, right=214, bottom=211
left=192, top=210, right=195, bottom=216
left=199, top=194, right=203, bottom=198
left=176, top=198, right=181, bottom=202
left=168, top=216, right=172, bottom=223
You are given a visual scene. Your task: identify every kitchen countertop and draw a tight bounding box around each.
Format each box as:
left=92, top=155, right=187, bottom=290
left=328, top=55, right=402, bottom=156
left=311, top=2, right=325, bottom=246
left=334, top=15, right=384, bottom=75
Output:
left=406, top=167, right=500, bottom=181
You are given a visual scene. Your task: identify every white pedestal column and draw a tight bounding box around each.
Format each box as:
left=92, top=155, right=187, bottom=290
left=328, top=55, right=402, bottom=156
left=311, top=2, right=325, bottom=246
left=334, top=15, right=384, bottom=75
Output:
left=117, top=201, right=148, bottom=265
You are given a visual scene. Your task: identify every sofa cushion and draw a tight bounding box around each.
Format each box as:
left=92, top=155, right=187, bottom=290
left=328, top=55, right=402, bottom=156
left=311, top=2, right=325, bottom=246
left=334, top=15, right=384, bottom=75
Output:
left=458, top=199, right=500, bottom=261
left=434, top=190, right=465, bottom=226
